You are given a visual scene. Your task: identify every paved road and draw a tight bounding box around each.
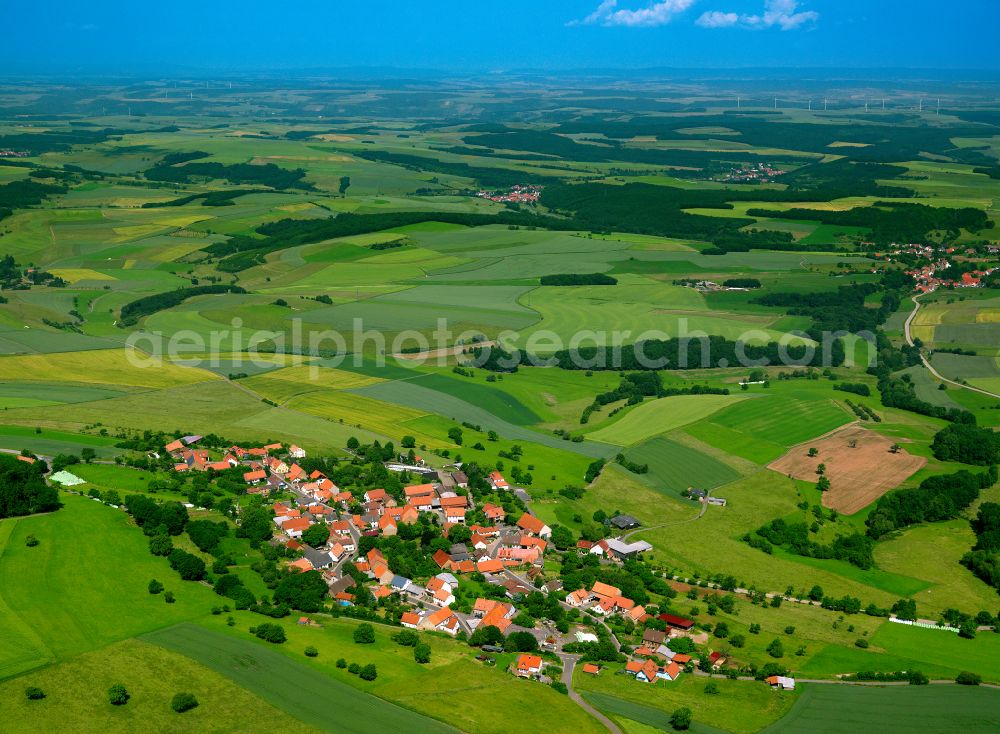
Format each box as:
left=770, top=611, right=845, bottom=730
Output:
left=558, top=654, right=623, bottom=734
left=903, top=294, right=1000, bottom=400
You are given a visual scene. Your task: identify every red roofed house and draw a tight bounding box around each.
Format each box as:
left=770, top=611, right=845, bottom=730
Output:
left=489, top=471, right=509, bottom=490
left=590, top=581, right=621, bottom=601
left=515, top=654, right=543, bottom=678
left=364, top=488, right=389, bottom=504
left=483, top=503, right=506, bottom=522
left=281, top=517, right=312, bottom=539
left=378, top=514, right=398, bottom=536
left=565, top=589, right=590, bottom=607
left=582, top=663, right=601, bottom=676
left=433, top=548, right=452, bottom=569
left=243, top=469, right=267, bottom=485
left=516, top=513, right=551, bottom=539
left=421, top=607, right=459, bottom=635
left=404, top=483, right=435, bottom=499
left=401, top=612, right=422, bottom=629
left=476, top=558, right=504, bottom=574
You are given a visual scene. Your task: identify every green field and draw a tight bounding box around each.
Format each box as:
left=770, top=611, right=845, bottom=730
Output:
left=587, top=393, right=747, bottom=446
left=144, top=624, right=458, bottom=734
left=624, top=435, right=744, bottom=493
left=762, top=684, right=1000, bottom=733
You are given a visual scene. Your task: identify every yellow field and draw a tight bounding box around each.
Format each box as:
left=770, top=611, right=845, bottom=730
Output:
left=976, top=310, right=1000, bottom=323
left=153, top=213, right=214, bottom=228
left=111, top=224, right=168, bottom=243
left=48, top=268, right=116, bottom=283
left=242, top=365, right=383, bottom=402
left=286, top=390, right=430, bottom=438
left=0, top=349, right=219, bottom=388
left=828, top=141, right=873, bottom=148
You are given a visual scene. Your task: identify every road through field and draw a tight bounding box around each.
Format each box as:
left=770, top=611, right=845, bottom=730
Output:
left=559, top=655, right=623, bottom=734
left=904, top=295, right=1000, bottom=400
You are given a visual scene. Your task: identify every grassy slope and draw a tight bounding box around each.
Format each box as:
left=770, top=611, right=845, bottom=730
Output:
left=143, top=623, right=459, bottom=734
left=0, top=494, right=218, bottom=679
left=0, top=639, right=317, bottom=734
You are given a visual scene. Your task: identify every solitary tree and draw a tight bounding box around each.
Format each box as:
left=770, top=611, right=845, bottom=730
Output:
left=807, top=447, right=818, bottom=457
left=414, top=643, right=431, bottom=664
left=353, top=623, right=376, bottom=644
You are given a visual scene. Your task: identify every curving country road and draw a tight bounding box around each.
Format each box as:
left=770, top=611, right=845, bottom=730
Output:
left=903, top=294, right=1000, bottom=400
left=558, top=654, right=623, bottom=734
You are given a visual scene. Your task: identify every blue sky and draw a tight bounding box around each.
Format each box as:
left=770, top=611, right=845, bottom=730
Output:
left=3, top=1, right=998, bottom=73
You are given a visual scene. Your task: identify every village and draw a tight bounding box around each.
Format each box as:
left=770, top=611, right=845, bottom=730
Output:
left=475, top=184, right=543, bottom=204
left=163, top=436, right=796, bottom=695
left=870, top=241, right=999, bottom=293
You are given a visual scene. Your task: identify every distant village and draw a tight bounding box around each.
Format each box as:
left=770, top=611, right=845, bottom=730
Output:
left=475, top=184, right=542, bottom=204
left=713, top=162, right=786, bottom=184
left=871, top=242, right=998, bottom=293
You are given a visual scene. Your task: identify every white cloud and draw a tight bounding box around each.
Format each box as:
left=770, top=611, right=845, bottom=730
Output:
left=572, top=0, right=697, bottom=28
left=696, top=10, right=738, bottom=28
left=698, top=0, right=818, bottom=31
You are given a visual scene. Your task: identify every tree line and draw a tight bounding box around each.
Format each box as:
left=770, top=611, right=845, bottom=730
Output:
left=119, top=284, right=246, bottom=325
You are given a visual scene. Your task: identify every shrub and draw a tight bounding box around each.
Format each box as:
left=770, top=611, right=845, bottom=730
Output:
left=25, top=686, right=45, bottom=700
left=148, top=579, right=164, bottom=595
left=348, top=662, right=361, bottom=674
left=908, top=670, right=929, bottom=686
left=704, top=681, right=720, bottom=695
left=766, top=639, right=784, bottom=658
left=171, top=692, right=199, bottom=713
left=336, top=658, right=347, bottom=669
left=670, top=707, right=692, bottom=730
left=359, top=663, right=378, bottom=681
left=254, top=623, right=286, bottom=644
left=353, top=623, right=375, bottom=644
left=107, top=683, right=130, bottom=706
left=550, top=681, right=569, bottom=694
left=855, top=638, right=870, bottom=649
left=956, top=671, right=982, bottom=686
left=304, top=646, right=319, bottom=658
left=164, top=591, right=175, bottom=604
left=24, top=534, right=39, bottom=547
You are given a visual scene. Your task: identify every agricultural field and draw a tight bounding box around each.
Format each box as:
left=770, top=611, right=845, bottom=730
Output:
left=767, top=425, right=927, bottom=514
left=761, top=684, right=1000, bottom=734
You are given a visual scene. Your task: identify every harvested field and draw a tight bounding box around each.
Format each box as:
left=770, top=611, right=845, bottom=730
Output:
left=767, top=425, right=926, bottom=514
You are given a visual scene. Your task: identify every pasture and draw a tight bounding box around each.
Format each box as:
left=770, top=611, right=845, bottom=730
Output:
left=0, top=639, right=316, bottom=733
left=0, top=495, right=218, bottom=679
